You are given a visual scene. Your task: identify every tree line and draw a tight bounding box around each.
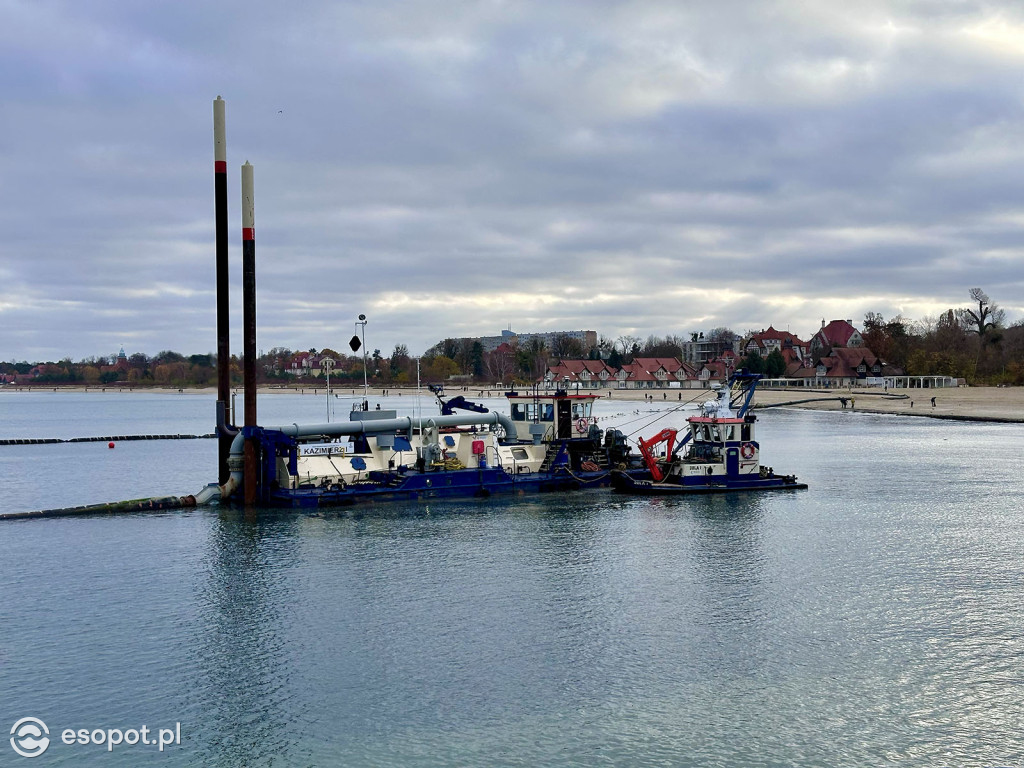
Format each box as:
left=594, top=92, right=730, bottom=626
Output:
left=4, top=290, right=1022, bottom=387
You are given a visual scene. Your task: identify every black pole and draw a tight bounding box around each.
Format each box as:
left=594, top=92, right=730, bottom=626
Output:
left=241, top=161, right=258, bottom=506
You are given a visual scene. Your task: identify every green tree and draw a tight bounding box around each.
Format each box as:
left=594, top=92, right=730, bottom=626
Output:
left=390, top=344, right=411, bottom=379
left=424, top=355, right=459, bottom=381
left=471, top=341, right=484, bottom=378
left=740, top=351, right=765, bottom=374
left=765, top=349, right=786, bottom=377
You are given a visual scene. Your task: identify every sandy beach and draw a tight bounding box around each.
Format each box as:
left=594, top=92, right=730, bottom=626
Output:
left=309, top=383, right=1024, bottom=423
left=4, top=383, right=1023, bottom=423
left=586, top=384, right=1024, bottom=422
left=749, top=385, right=1024, bottom=422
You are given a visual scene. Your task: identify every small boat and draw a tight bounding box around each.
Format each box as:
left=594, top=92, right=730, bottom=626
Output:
left=234, top=387, right=638, bottom=508
left=610, top=371, right=807, bottom=495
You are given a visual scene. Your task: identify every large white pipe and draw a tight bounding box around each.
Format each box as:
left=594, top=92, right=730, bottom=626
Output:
left=220, top=411, right=516, bottom=498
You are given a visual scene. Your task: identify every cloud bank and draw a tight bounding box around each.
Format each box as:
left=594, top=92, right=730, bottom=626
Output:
left=2, top=0, right=1023, bottom=361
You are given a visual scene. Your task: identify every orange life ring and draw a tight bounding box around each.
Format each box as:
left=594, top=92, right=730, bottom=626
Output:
left=576, top=417, right=589, bottom=432
left=741, top=442, right=755, bottom=460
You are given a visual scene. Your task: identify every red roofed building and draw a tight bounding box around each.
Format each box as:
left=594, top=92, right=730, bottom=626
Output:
left=744, top=326, right=810, bottom=362
left=810, top=319, right=864, bottom=360
left=697, top=360, right=733, bottom=386
left=616, top=357, right=698, bottom=389
left=807, top=347, right=903, bottom=387
left=287, top=351, right=337, bottom=377
left=544, top=359, right=617, bottom=389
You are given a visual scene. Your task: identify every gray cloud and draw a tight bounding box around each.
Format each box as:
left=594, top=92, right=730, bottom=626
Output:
left=2, top=0, right=1023, bottom=362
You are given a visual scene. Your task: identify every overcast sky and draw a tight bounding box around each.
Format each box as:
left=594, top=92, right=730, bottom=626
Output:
left=3, top=0, right=1023, bottom=362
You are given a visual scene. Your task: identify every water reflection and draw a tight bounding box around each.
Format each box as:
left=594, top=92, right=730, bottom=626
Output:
left=624, top=492, right=775, bottom=682
left=190, top=510, right=304, bottom=767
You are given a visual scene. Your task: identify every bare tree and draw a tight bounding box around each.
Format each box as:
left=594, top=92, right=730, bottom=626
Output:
left=485, top=346, right=516, bottom=382
left=552, top=334, right=585, bottom=358
left=616, top=334, right=640, bottom=357
left=959, top=288, right=1005, bottom=338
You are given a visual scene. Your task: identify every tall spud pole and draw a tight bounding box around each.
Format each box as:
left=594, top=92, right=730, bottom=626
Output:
left=241, top=161, right=258, bottom=506
left=213, top=96, right=234, bottom=484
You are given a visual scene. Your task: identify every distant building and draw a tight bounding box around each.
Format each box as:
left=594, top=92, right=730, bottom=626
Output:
left=789, top=347, right=903, bottom=387
left=696, top=359, right=735, bottom=387
left=539, top=357, right=703, bottom=389
left=454, top=329, right=598, bottom=353
left=681, top=333, right=740, bottom=365
left=287, top=351, right=336, bottom=377
left=743, top=326, right=809, bottom=362
left=616, top=357, right=699, bottom=389
left=543, top=360, right=617, bottom=389
left=809, top=319, right=863, bottom=359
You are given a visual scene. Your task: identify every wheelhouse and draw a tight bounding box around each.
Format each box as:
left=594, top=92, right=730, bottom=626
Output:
left=505, top=389, right=600, bottom=441
left=685, top=414, right=756, bottom=463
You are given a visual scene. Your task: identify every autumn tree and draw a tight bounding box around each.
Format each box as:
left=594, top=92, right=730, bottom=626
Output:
left=862, top=313, right=910, bottom=367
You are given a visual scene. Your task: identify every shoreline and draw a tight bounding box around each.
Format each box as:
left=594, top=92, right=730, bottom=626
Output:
left=751, top=386, right=1024, bottom=423
left=4, top=383, right=1023, bottom=424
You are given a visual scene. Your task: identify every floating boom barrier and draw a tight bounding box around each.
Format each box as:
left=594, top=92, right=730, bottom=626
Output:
left=0, top=434, right=216, bottom=445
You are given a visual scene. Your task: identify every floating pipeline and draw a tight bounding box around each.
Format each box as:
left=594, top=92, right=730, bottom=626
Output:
left=0, top=434, right=216, bottom=445
left=753, top=393, right=910, bottom=409
left=0, top=485, right=222, bottom=521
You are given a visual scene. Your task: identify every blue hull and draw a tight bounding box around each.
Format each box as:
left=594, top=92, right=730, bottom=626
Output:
left=268, top=466, right=614, bottom=509
left=610, top=470, right=807, bottom=495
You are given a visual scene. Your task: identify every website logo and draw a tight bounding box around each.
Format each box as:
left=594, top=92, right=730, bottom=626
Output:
left=10, top=717, right=50, bottom=758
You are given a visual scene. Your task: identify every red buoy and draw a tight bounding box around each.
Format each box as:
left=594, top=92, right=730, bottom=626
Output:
left=108, top=442, right=115, bottom=449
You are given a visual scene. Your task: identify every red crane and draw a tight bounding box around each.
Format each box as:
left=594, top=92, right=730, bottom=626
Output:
left=637, top=428, right=678, bottom=482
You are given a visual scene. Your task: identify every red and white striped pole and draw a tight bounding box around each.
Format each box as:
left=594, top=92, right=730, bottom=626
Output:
left=241, top=161, right=258, bottom=506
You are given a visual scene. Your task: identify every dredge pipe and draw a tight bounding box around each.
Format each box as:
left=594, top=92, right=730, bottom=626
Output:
left=219, top=411, right=516, bottom=500
left=1, top=496, right=200, bottom=521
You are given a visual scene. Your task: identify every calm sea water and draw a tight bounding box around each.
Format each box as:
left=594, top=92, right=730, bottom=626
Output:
left=1, top=391, right=1022, bottom=766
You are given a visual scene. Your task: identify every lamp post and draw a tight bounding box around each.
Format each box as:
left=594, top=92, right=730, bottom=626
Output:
left=356, top=314, right=368, bottom=406
left=323, top=357, right=334, bottom=422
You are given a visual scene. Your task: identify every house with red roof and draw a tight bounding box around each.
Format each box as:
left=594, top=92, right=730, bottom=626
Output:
left=809, top=319, right=864, bottom=360
left=802, top=347, right=903, bottom=387
left=615, top=357, right=698, bottom=389
left=696, top=360, right=733, bottom=387
left=543, top=359, right=617, bottom=389
left=287, top=351, right=337, bottom=377
left=744, top=326, right=810, bottom=362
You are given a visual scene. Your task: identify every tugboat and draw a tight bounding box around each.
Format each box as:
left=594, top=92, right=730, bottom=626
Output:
left=227, top=387, right=637, bottom=508
left=610, top=371, right=807, bottom=495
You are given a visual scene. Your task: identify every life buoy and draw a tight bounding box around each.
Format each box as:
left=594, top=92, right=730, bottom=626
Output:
left=741, top=442, right=755, bottom=460
left=576, top=417, right=588, bottom=432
